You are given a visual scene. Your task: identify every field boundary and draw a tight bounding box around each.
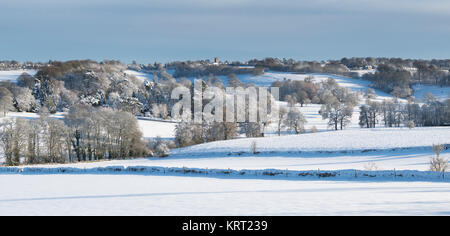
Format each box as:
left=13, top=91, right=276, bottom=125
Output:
left=1, top=165, right=449, bottom=183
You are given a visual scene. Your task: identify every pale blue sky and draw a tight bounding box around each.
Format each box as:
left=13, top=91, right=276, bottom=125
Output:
left=1, top=0, right=449, bottom=63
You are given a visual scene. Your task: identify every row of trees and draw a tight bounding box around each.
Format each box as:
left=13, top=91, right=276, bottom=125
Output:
left=319, top=85, right=358, bottom=130
left=1, top=58, right=448, bottom=121
left=272, top=77, right=359, bottom=131
left=359, top=98, right=450, bottom=128
left=0, top=60, right=47, bottom=70
left=0, top=60, right=183, bottom=119
left=362, top=64, right=412, bottom=97
left=0, top=106, right=149, bottom=166
left=174, top=80, right=360, bottom=148
left=168, top=61, right=258, bottom=78
left=174, top=106, right=308, bottom=148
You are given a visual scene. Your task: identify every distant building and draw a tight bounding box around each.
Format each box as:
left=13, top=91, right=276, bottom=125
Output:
left=213, top=57, right=219, bottom=65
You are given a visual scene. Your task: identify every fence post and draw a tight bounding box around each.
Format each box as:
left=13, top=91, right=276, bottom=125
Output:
left=394, top=168, right=396, bottom=179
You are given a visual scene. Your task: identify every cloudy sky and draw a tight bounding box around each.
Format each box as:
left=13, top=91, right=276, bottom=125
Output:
left=1, top=0, right=449, bottom=63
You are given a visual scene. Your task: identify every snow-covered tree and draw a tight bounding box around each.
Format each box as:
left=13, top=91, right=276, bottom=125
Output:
left=283, top=108, right=307, bottom=134
left=13, top=87, right=36, bottom=112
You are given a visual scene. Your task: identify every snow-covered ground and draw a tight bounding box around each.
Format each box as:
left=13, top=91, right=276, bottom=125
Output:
left=12, top=125, right=447, bottom=173
left=413, top=84, right=450, bottom=101
left=175, top=70, right=397, bottom=102
left=3, top=111, right=66, bottom=120
left=0, top=70, right=37, bottom=82
left=1, top=174, right=449, bottom=215
left=138, top=118, right=176, bottom=139
left=350, top=69, right=376, bottom=76
left=124, top=70, right=153, bottom=81
left=17, top=148, right=447, bottom=172
left=174, top=127, right=450, bottom=155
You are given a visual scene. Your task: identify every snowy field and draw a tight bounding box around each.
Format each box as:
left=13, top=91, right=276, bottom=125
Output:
left=16, top=148, right=448, bottom=172
left=124, top=70, right=154, bottom=81
left=174, top=127, right=450, bottom=155
left=413, top=84, right=450, bottom=101
left=350, top=69, right=376, bottom=76
left=0, top=70, right=37, bottom=82
left=1, top=174, right=449, bottom=215
left=3, top=111, right=65, bottom=120
left=182, top=71, right=395, bottom=100
left=137, top=118, right=176, bottom=139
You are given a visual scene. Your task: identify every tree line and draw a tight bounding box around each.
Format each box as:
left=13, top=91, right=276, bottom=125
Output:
left=359, top=97, right=450, bottom=128
left=0, top=106, right=151, bottom=166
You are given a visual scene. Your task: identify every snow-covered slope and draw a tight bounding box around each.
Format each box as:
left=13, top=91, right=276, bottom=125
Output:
left=138, top=118, right=176, bottom=139
left=174, top=127, right=450, bottom=155
left=14, top=147, right=449, bottom=172
left=179, top=71, right=397, bottom=101
left=0, top=70, right=37, bottom=82
left=3, top=112, right=66, bottom=120
left=413, top=84, right=450, bottom=101
left=124, top=70, right=153, bottom=81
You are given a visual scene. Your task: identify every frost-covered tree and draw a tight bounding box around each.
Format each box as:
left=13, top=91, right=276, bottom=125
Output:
left=320, top=86, right=357, bottom=130
left=430, top=144, right=447, bottom=172
left=359, top=101, right=380, bottom=128
left=283, top=108, right=307, bottom=134
left=154, top=138, right=170, bottom=157
left=175, top=122, right=195, bottom=147
left=0, top=119, right=15, bottom=165
left=241, top=122, right=263, bottom=138
left=0, top=88, right=14, bottom=117
left=297, top=90, right=310, bottom=107
left=277, top=107, right=287, bottom=136
left=320, top=99, right=354, bottom=130
left=13, top=87, right=36, bottom=112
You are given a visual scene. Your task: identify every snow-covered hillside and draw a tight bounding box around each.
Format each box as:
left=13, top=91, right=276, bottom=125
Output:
left=174, top=127, right=450, bottom=155
left=0, top=70, right=37, bottom=82
left=12, top=147, right=449, bottom=172
left=180, top=71, right=395, bottom=100
left=138, top=118, right=176, bottom=139
left=413, top=84, right=450, bottom=101
left=3, top=112, right=65, bottom=120
left=11, top=126, right=448, bottom=172
left=124, top=70, right=153, bottom=81
left=96, top=70, right=449, bottom=135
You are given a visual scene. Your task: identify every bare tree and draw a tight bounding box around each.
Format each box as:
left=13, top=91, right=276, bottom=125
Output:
left=0, top=119, right=15, bottom=165
left=430, top=144, right=448, bottom=172
left=284, top=108, right=307, bottom=134
left=0, top=90, right=14, bottom=117
left=251, top=141, right=258, bottom=154
left=277, top=107, right=287, bottom=136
